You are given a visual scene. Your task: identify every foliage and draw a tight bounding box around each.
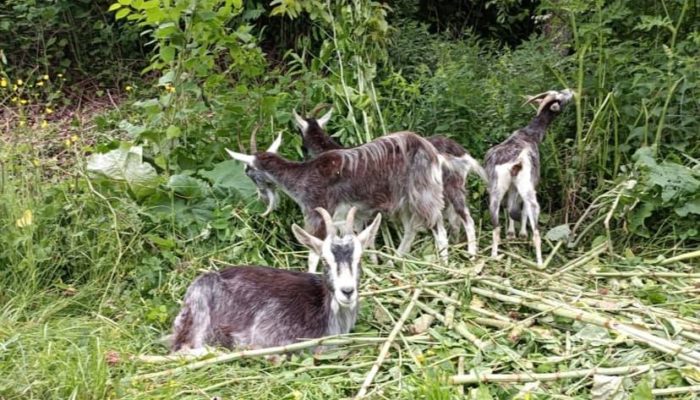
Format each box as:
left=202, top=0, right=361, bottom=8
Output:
left=1, top=0, right=700, bottom=398
left=0, top=0, right=143, bottom=85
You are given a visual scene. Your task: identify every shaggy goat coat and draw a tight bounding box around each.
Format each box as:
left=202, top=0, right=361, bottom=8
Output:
left=295, top=115, right=486, bottom=255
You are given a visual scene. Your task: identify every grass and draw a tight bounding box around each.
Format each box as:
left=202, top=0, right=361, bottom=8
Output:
left=1, top=111, right=699, bottom=400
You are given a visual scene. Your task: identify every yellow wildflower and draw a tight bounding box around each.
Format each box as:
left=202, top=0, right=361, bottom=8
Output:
left=19, top=120, right=26, bottom=127
left=71, top=134, right=79, bottom=142
left=0, top=78, right=6, bottom=87
left=57, top=73, right=63, bottom=77
left=13, top=84, right=18, bottom=91
left=42, top=74, right=49, bottom=80
left=64, top=139, right=71, bottom=146
left=33, top=159, right=41, bottom=167
left=291, top=390, right=303, bottom=400
left=17, top=79, right=23, bottom=85
left=41, top=120, right=49, bottom=128
left=36, top=81, right=44, bottom=87
left=165, top=84, right=175, bottom=93
left=11, top=97, right=18, bottom=103
left=125, top=85, right=133, bottom=92
left=20, top=99, right=28, bottom=105
left=16, top=209, right=33, bottom=228
left=45, top=107, right=53, bottom=114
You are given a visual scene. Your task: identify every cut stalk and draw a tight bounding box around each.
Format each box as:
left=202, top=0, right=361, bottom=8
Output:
left=355, top=289, right=421, bottom=399
left=449, top=364, right=663, bottom=384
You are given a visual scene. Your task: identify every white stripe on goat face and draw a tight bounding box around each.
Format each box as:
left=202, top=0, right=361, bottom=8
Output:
left=321, top=235, right=360, bottom=308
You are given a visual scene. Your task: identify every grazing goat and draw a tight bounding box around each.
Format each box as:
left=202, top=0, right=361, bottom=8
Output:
left=293, top=109, right=487, bottom=256
left=484, top=89, right=574, bottom=266
left=171, top=207, right=382, bottom=354
left=226, top=129, right=447, bottom=271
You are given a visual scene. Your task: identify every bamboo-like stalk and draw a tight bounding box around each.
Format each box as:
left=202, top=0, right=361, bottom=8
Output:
left=414, top=299, right=491, bottom=351
left=588, top=271, right=700, bottom=278
left=444, top=291, right=458, bottom=329
left=448, top=364, right=661, bottom=384
left=355, top=289, right=422, bottom=399
left=360, top=278, right=465, bottom=296
left=127, top=335, right=428, bottom=381
left=652, top=384, right=700, bottom=396
left=659, top=250, right=700, bottom=265
left=471, top=285, right=700, bottom=366
left=542, top=240, right=565, bottom=270
left=546, top=243, right=607, bottom=280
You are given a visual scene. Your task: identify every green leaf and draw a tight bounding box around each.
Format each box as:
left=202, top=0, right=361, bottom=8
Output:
left=108, top=3, right=122, bottom=11
left=545, top=224, right=571, bottom=242
left=167, top=175, right=210, bottom=199
left=160, top=46, right=175, bottom=63
left=199, top=160, right=257, bottom=200
left=118, top=0, right=131, bottom=5
left=630, top=378, right=653, bottom=400
left=166, top=125, right=181, bottom=139
left=115, top=8, right=131, bottom=20
left=87, top=145, right=161, bottom=200
left=675, top=197, right=700, bottom=217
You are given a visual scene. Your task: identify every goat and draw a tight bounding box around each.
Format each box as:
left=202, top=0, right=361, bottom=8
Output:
left=293, top=109, right=487, bottom=256
left=170, top=207, right=382, bottom=355
left=483, top=89, right=574, bottom=266
left=225, top=129, right=447, bottom=272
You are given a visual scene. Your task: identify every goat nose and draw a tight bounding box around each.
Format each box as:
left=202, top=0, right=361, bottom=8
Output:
left=341, top=288, right=354, bottom=298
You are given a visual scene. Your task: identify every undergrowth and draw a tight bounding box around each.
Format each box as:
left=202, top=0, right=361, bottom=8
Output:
left=1, top=0, right=699, bottom=399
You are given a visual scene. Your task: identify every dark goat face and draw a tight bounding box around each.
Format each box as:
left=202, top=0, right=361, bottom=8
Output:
left=293, top=108, right=332, bottom=138
left=292, top=208, right=382, bottom=308
left=225, top=134, right=282, bottom=216
left=525, top=88, right=575, bottom=115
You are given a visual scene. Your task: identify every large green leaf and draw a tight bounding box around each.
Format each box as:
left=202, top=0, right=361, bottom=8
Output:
left=87, top=145, right=161, bottom=199
left=199, top=160, right=257, bottom=200
left=167, top=174, right=210, bottom=199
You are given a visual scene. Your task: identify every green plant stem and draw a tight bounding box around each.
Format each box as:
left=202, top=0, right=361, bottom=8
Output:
left=355, top=289, right=421, bottom=399
left=449, top=364, right=663, bottom=384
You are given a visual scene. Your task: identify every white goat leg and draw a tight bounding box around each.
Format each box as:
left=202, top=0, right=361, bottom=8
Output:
left=432, top=219, right=449, bottom=263
left=308, top=252, right=320, bottom=273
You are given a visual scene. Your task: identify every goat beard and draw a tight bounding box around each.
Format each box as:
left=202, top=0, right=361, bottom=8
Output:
left=258, top=188, right=277, bottom=217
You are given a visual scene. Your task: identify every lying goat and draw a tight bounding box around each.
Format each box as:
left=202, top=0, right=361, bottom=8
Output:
left=171, top=207, right=381, bottom=354
left=484, top=89, right=574, bottom=266
left=293, top=109, right=487, bottom=256
left=226, top=129, right=447, bottom=271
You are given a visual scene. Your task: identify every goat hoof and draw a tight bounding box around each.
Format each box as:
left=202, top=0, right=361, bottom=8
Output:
left=506, top=231, right=516, bottom=240
left=518, top=231, right=528, bottom=239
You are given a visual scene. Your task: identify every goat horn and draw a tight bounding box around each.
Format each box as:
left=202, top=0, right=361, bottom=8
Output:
left=344, top=207, right=357, bottom=235
left=249, top=123, right=261, bottom=153
left=523, top=91, right=552, bottom=105
left=310, top=103, right=331, bottom=118
left=314, top=207, right=336, bottom=237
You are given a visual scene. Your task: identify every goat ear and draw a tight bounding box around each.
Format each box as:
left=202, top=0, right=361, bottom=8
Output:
left=549, top=102, right=561, bottom=112
left=292, top=224, right=324, bottom=256
left=293, top=109, right=309, bottom=134
left=357, top=213, right=382, bottom=250
left=225, top=148, right=255, bottom=166
left=267, top=133, right=283, bottom=154
left=317, top=108, right=333, bottom=128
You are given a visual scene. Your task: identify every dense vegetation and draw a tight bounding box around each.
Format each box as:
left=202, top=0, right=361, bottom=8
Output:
left=1, top=0, right=698, bottom=398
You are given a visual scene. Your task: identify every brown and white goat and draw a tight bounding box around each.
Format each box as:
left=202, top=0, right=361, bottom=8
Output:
left=226, top=130, right=447, bottom=271
left=170, top=207, right=382, bottom=355
left=484, top=89, right=574, bottom=266
left=293, top=109, right=487, bottom=256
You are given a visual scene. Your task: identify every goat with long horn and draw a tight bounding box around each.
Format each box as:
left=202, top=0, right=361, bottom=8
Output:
left=226, top=131, right=447, bottom=271
left=292, top=107, right=487, bottom=257
left=484, top=88, right=575, bottom=266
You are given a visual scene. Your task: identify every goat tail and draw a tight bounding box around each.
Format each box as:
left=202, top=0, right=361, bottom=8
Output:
left=171, top=273, right=219, bottom=352
left=460, top=154, right=488, bottom=183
